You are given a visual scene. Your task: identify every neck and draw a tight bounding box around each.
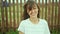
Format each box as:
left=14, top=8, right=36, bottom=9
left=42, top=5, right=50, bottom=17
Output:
left=29, top=17, right=39, bottom=24
left=30, top=17, right=38, bottom=20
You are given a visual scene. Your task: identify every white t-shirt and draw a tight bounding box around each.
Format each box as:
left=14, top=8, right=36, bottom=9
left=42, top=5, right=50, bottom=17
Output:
left=18, top=18, right=50, bottom=34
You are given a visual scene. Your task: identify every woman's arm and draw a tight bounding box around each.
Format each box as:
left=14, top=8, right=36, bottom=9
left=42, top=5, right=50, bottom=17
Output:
left=19, top=31, right=24, bottom=34
left=18, top=21, right=25, bottom=34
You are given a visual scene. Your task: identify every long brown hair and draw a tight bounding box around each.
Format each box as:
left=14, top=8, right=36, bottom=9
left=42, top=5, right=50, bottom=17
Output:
left=23, top=0, right=40, bottom=20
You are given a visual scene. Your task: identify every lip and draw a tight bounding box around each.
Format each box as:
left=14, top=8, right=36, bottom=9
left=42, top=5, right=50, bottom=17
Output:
left=30, top=13, right=35, bottom=15
left=30, top=13, right=37, bottom=17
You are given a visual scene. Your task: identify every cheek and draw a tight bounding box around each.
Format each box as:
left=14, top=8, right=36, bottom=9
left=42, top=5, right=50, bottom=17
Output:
left=29, top=11, right=32, bottom=15
left=27, top=11, right=31, bottom=15
left=35, top=9, right=38, bottom=13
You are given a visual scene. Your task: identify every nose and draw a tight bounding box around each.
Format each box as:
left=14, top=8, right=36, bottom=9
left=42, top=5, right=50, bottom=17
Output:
left=31, top=9, right=34, bottom=12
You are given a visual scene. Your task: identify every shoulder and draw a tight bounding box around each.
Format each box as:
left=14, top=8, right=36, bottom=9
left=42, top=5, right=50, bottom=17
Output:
left=39, top=18, right=48, bottom=24
left=21, top=18, right=29, bottom=23
left=19, top=19, right=29, bottom=25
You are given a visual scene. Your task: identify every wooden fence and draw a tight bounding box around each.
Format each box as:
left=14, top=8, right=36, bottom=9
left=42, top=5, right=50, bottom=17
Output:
left=0, top=0, right=60, bottom=34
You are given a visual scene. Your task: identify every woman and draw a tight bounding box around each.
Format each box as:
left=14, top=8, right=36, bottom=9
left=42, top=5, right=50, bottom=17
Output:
left=18, top=0, right=50, bottom=34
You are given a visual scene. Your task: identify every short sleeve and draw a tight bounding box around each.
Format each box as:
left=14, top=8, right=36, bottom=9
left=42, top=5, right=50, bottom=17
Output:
left=43, top=20, right=50, bottom=34
left=17, top=21, right=25, bottom=33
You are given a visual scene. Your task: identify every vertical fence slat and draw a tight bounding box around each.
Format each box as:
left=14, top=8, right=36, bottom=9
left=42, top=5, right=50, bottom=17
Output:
left=1, top=0, right=5, bottom=33
left=9, top=0, right=12, bottom=29
left=0, top=0, right=1, bottom=27
left=58, top=0, right=60, bottom=32
left=0, top=0, right=2, bottom=32
left=42, top=0, right=44, bottom=19
left=55, top=0, right=58, bottom=34
left=38, top=0, right=40, bottom=18
left=7, top=0, right=10, bottom=30
left=13, top=0, right=16, bottom=31
left=48, top=0, right=51, bottom=30
left=40, top=0, right=42, bottom=19
left=16, top=0, right=20, bottom=28
left=53, top=0, right=55, bottom=30
left=45, top=0, right=47, bottom=20
left=35, top=0, right=37, bottom=2
left=51, top=0, right=54, bottom=30
left=0, top=5, right=1, bottom=31
left=14, top=0, right=16, bottom=30
left=56, top=0, right=59, bottom=34
left=24, top=0, right=26, bottom=4
left=55, top=0, right=57, bottom=27
left=38, top=0, right=40, bottom=6
left=19, top=0, right=20, bottom=22
left=20, top=0, right=22, bottom=20
left=5, top=0, right=8, bottom=31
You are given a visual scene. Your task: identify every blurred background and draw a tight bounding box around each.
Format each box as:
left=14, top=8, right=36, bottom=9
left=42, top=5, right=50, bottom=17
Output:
left=0, top=0, right=60, bottom=34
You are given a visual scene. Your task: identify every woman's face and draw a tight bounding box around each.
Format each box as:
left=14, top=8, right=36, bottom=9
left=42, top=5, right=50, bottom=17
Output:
left=27, top=4, right=38, bottom=18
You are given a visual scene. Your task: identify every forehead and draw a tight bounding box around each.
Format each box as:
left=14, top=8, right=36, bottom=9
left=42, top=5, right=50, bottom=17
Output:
left=32, top=4, right=38, bottom=8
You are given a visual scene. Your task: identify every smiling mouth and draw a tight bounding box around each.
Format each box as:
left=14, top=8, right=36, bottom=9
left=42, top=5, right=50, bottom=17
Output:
left=30, top=13, right=35, bottom=15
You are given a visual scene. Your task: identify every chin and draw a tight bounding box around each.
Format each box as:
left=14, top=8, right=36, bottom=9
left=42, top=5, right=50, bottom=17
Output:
left=31, top=16, right=36, bottom=18
left=30, top=14, right=37, bottom=17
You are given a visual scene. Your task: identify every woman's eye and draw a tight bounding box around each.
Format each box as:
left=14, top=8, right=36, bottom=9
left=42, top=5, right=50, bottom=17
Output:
left=33, top=8, right=36, bottom=9
left=34, top=8, right=36, bottom=9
